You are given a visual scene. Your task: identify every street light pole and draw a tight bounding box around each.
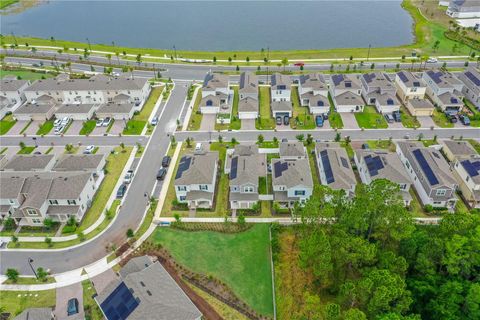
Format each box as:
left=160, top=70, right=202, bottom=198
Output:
left=86, top=38, right=92, bottom=52
left=28, top=258, right=38, bottom=279
left=367, top=44, right=371, bottom=62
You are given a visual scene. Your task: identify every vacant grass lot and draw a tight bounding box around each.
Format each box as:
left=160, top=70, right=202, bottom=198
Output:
left=0, top=290, right=56, bottom=318
left=291, top=87, right=315, bottom=130
left=400, top=105, right=420, bottom=128
left=256, top=87, right=276, bottom=130
left=80, top=120, right=97, bottom=135
left=355, top=106, right=388, bottom=129
left=0, top=114, right=17, bottom=135
left=151, top=224, right=274, bottom=317
left=36, top=120, right=54, bottom=135
left=432, top=109, right=454, bottom=128
left=0, top=69, right=55, bottom=80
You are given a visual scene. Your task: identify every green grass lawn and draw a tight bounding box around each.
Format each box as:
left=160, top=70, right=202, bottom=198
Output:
left=19, top=120, right=32, bottom=134
left=216, top=86, right=241, bottom=131
left=354, top=105, right=388, bottom=129
left=150, top=224, right=274, bottom=317
left=123, top=120, right=146, bottom=135
left=36, top=120, right=54, bottom=135
left=258, top=176, right=272, bottom=195
left=187, top=89, right=203, bottom=131
left=291, top=87, right=315, bottom=130
left=463, top=99, right=480, bottom=128
left=468, top=140, right=480, bottom=154
left=17, top=146, right=36, bottom=154
left=366, top=139, right=396, bottom=152
left=0, top=69, right=55, bottom=80
left=0, top=114, right=17, bottom=135
left=0, top=290, right=55, bottom=318
left=257, top=140, right=279, bottom=148
left=3, top=276, right=56, bottom=285
left=328, top=108, right=344, bottom=129
left=82, top=280, right=104, bottom=320
left=432, top=109, right=454, bottom=128
left=400, top=105, right=420, bottom=128
left=122, top=87, right=162, bottom=135
left=256, top=87, right=276, bottom=130
left=79, top=120, right=97, bottom=135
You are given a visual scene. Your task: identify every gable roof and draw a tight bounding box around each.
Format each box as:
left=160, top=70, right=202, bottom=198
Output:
left=279, top=142, right=306, bottom=158
left=175, top=152, right=218, bottom=185
left=356, top=149, right=411, bottom=184
left=330, top=74, right=361, bottom=90
left=2, top=154, right=55, bottom=171
left=238, top=97, right=258, bottom=113
left=299, top=73, right=327, bottom=91
left=239, top=72, right=258, bottom=94
left=227, top=144, right=265, bottom=186
left=442, top=140, right=477, bottom=157
left=271, top=73, right=292, bottom=89
left=272, top=158, right=313, bottom=189
left=1, top=79, right=29, bottom=92
left=425, top=70, right=463, bottom=88
left=396, top=71, right=425, bottom=88
left=362, top=72, right=394, bottom=89
left=26, top=76, right=148, bottom=92
left=202, top=73, right=229, bottom=90
left=315, top=142, right=356, bottom=191
left=53, top=154, right=105, bottom=171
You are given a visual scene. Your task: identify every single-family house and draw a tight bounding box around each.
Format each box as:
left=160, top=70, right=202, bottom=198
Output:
left=396, top=141, right=458, bottom=209
left=202, top=72, right=231, bottom=97
left=299, top=73, right=330, bottom=115
left=271, top=101, right=292, bottom=119
left=422, top=70, right=464, bottom=114
left=13, top=308, right=54, bottom=320
left=238, top=97, right=259, bottom=120
left=54, top=103, right=98, bottom=121
left=395, top=71, right=427, bottom=102
left=53, top=154, right=106, bottom=177
left=0, top=77, right=30, bottom=113
left=329, top=74, right=364, bottom=112
left=452, top=153, right=480, bottom=208
left=315, top=142, right=356, bottom=197
left=271, top=158, right=313, bottom=208
left=239, top=72, right=258, bottom=100
left=200, top=73, right=233, bottom=115
left=374, top=93, right=401, bottom=114
left=441, top=139, right=477, bottom=162
left=405, top=98, right=435, bottom=116
left=2, top=154, right=56, bottom=172
left=270, top=73, right=292, bottom=102
left=457, top=67, right=480, bottom=110
left=279, top=141, right=307, bottom=160
left=225, top=145, right=266, bottom=209
left=174, top=151, right=219, bottom=209
left=361, top=72, right=400, bottom=113
left=95, top=101, right=136, bottom=120
left=446, top=0, right=480, bottom=18
left=355, top=149, right=413, bottom=205
left=13, top=94, right=57, bottom=121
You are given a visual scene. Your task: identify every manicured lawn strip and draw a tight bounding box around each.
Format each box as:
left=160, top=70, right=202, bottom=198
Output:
left=291, top=87, right=315, bottom=130
left=187, top=89, right=203, bottom=131
left=432, top=109, right=454, bottom=128
left=150, top=224, right=274, bottom=316
left=19, top=120, right=32, bottom=134
left=230, top=86, right=241, bottom=130
left=256, top=87, right=276, bottom=130
left=79, top=120, right=97, bottom=135
left=354, top=106, right=388, bottom=129
left=36, top=120, right=54, bottom=135
left=0, top=223, right=60, bottom=237
left=135, top=200, right=157, bottom=238
left=468, top=140, right=480, bottom=154
left=0, top=114, right=17, bottom=135
left=17, top=146, right=36, bottom=154
left=327, top=93, right=344, bottom=129
left=0, top=290, right=56, bottom=318
left=3, top=276, right=55, bottom=285
left=82, top=280, right=104, bottom=320
left=0, top=0, right=18, bottom=9
left=0, top=69, right=55, bottom=80
left=400, top=105, right=420, bottom=128
left=123, top=120, right=146, bottom=135
left=135, top=86, right=162, bottom=122
left=463, top=99, right=480, bottom=128
left=421, top=139, right=439, bottom=148
left=366, top=139, right=396, bottom=152
left=257, top=140, right=278, bottom=148
left=0, top=147, right=7, bottom=154
left=106, top=119, right=115, bottom=133
left=258, top=176, right=272, bottom=195
left=339, top=141, right=355, bottom=159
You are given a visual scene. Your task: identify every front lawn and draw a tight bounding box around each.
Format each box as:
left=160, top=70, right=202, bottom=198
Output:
left=121, top=86, right=163, bottom=135
left=123, top=120, right=146, bottom=135
left=82, top=280, right=104, bottom=320
left=0, top=290, right=56, bottom=318
left=432, top=109, right=454, bottom=128
left=17, top=146, right=36, bottom=154
left=468, top=139, right=480, bottom=154
left=327, top=94, right=343, bottom=129
left=36, top=120, right=54, bottom=135
left=256, top=87, right=276, bottom=130
left=150, top=224, right=274, bottom=317
left=463, top=99, right=480, bottom=128
left=400, top=105, right=420, bottom=128
left=354, top=106, right=388, bottom=129
left=0, top=114, right=17, bottom=135
left=291, top=87, right=315, bottom=130
left=216, top=86, right=241, bottom=131
left=366, top=139, right=396, bottom=152
left=79, top=120, right=97, bottom=135
left=187, top=89, right=203, bottom=131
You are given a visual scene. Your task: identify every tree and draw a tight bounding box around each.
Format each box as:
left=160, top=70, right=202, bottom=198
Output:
left=213, top=56, right=217, bottom=64
left=257, top=134, right=264, bottom=144
left=6, top=268, right=19, bottom=282
left=246, top=56, right=250, bottom=64
left=43, top=218, right=54, bottom=229
left=228, top=57, right=232, bottom=64
left=65, top=144, right=73, bottom=153
left=186, top=137, right=193, bottom=148
left=296, top=134, right=305, bottom=142
left=236, top=65, right=240, bottom=71
left=170, top=135, right=176, bottom=145
left=106, top=53, right=112, bottom=65
left=370, top=63, right=375, bottom=70
left=45, top=237, right=53, bottom=247
left=218, top=135, right=223, bottom=143
left=237, top=213, right=245, bottom=227
left=19, top=141, right=25, bottom=149
left=281, top=57, right=289, bottom=71
left=37, top=267, right=48, bottom=282
left=11, top=235, right=18, bottom=245
left=3, top=217, right=15, bottom=230
left=126, top=228, right=134, bottom=238
left=77, top=231, right=86, bottom=242
left=432, top=40, right=440, bottom=52
left=231, top=137, right=237, bottom=144
left=120, top=142, right=125, bottom=152
left=335, top=132, right=341, bottom=142
left=136, top=54, right=142, bottom=65
left=174, top=213, right=181, bottom=223
left=306, top=134, right=313, bottom=145
left=343, top=309, right=367, bottom=320
left=273, top=136, right=278, bottom=145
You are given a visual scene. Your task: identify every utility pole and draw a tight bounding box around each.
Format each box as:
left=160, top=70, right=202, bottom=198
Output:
left=11, top=32, right=17, bottom=46
left=367, top=44, right=371, bottom=62
left=173, top=45, right=177, bottom=60
left=266, top=46, right=270, bottom=85
left=86, top=38, right=92, bottom=52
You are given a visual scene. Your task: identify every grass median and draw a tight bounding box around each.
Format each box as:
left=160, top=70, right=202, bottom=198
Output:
left=0, top=114, right=17, bottom=135
left=187, top=89, right=203, bottom=131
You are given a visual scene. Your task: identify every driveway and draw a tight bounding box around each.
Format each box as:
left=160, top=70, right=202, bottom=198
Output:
left=200, top=114, right=216, bottom=131
left=109, top=120, right=124, bottom=136
left=2, top=147, right=20, bottom=160
left=24, top=120, right=42, bottom=136
left=388, top=121, right=404, bottom=129
left=64, top=121, right=83, bottom=136
left=276, top=123, right=291, bottom=131
left=340, top=113, right=359, bottom=129
left=418, top=116, right=436, bottom=128
left=91, top=124, right=108, bottom=136
left=7, top=120, right=29, bottom=135
left=54, top=282, right=84, bottom=320
left=241, top=119, right=256, bottom=130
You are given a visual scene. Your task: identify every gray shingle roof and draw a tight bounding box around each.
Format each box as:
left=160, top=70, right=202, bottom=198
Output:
left=408, top=98, right=434, bottom=109
left=442, top=140, right=477, bottom=157
left=119, top=256, right=153, bottom=278
left=96, top=102, right=135, bottom=115
left=227, top=144, right=265, bottom=186
left=13, top=307, right=53, bottom=320
left=2, top=155, right=55, bottom=172
left=239, top=72, right=258, bottom=94
left=1, top=79, right=29, bottom=92
left=301, top=92, right=330, bottom=108
left=356, top=149, right=411, bottom=184
left=271, top=101, right=292, bottom=112
left=272, top=158, right=313, bottom=189
left=279, top=142, right=306, bottom=158
left=425, top=70, right=463, bottom=88
left=53, top=154, right=105, bottom=172
left=299, top=73, right=327, bottom=91
left=238, top=97, right=258, bottom=113
left=202, top=73, right=229, bottom=90
left=330, top=74, right=361, bottom=90
left=55, top=103, right=98, bottom=114
left=396, top=71, right=425, bottom=88
left=13, top=100, right=56, bottom=115
left=315, top=142, right=357, bottom=191
left=271, top=73, right=292, bottom=89
left=175, top=152, right=218, bottom=185
left=362, top=72, right=394, bottom=88
left=334, top=91, right=364, bottom=106
left=26, top=76, right=148, bottom=92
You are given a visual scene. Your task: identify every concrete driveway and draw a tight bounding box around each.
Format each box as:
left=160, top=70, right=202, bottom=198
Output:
left=340, top=113, right=359, bottom=129
left=54, top=282, right=84, bottom=320
left=200, top=114, right=216, bottom=131
left=91, top=124, right=108, bottom=136
left=24, top=120, right=42, bottom=136
left=241, top=119, right=256, bottom=130
left=64, top=121, right=83, bottom=136
left=418, top=116, right=436, bottom=128
left=7, top=120, right=29, bottom=135
left=109, top=120, right=124, bottom=135
left=388, top=121, right=404, bottom=129
left=2, top=147, right=20, bottom=160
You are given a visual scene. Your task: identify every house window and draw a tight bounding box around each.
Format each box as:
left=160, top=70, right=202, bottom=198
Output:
left=67, top=200, right=76, bottom=205
left=399, top=184, right=407, bottom=190
left=244, top=186, right=254, bottom=193
left=32, top=218, right=41, bottom=224
left=199, top=185, right=208, bottom=191
left=26, top=209, right=37, bottom=216
left=177, top=186, right=187, bottom=191
left=436, top=189, right=447, bottom=196
left=179, top=196, right=186, bottom=201
left=49, top=200, right=58, bottom=205
left=294, top=190, right=306, bottom=196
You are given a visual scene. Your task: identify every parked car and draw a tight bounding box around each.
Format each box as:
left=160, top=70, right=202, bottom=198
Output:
left=83, top=145, right=95, bottom=154
left=102, top=117, right=112, bottom=127
left=195, top=143, right=202, bottom=152
left=323, top=113, right=329, bottom=120
left=151, top=116, right=159, bottom=126
left=54, top=119, right=62, bottom=127
left=60, top=117, right=70, bottom=126
left=33, top=151, right=42, bottom=155
left=54, top=125, right=64, bottom=135
left=116, top=184, right=127, bottom=198
left=281, top=138, right=288, bottom=142
left=447, top=113, right=458, bottom=123
left=315, top=115, right=324, bottom=127
left=276, top=116, right=283, bottom=125
left=96, top=118, right=104, bottom=127
left=362, top=143, right=370, bottom=149
left=392, top=111, right=401, bottom=122
left=156, top=167, right=167, bottom=180
left=162, top=155, right=171, bottom=167
left=459, top=114, right=470, bottom=125
left=67, top=298, right=79, bottom=316
left=283, top=116, right=290, bottom=125
left=124, top=170, right=134, bottom=184
left=426, top=58, right=438, bottom=63
left=384, top=114, right=394, bottom=123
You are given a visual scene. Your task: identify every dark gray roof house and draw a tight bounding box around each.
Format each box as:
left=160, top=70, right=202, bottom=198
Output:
left=239, top=72, right=258, bottom=99
left=13, top=307, right=54, bottom=320
left=2, top=154, right=56, bottom=172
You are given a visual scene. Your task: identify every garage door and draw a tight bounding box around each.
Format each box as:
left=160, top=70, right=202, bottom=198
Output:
left=239, top=112, right=257, bottom=120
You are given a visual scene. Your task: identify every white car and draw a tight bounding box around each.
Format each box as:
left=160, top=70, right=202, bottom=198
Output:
left=54, top=119, right=62, bottom=127
left=96, top=118, right=104, bottom=127
left=54, top=125, right=64, bottom=135
left=124, top=170, right=134, bottom=184
left=84, top=145, right=95, bottom=154
left=61, top=117, right=70, bottom=126
left=426, top=58, right=438, bottom=63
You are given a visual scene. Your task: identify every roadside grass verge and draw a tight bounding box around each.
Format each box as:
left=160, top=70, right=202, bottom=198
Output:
left=0, top=114, right=17, bottom=135
left=187, top=89, right=203, bottom=131
left=79, top=120, right=97, bottom=135
left=150, top=224, right=274, bottom=317
left=82, top=280, right=104, bottom=320
left=0, top=290, right=56, bottom=318
left=122, top=86, right=162, bottom=135
left=17, top=146, right=36, bottom=154
left=366, top=139, right=396, bottom=152
left=291, top=87, right=315, bottom=130
left=123, top=120, right=146, bottom=135
left=464, top=99, right=480, bottom=128
left=0, top=69, right=55, bottom=80
left=0, top=0, right=18, bottom=9
left=36, top=120, right=54, bottom=135
left=400, top=105, right=420, bottom=128
left=468, top=139, right=480, bottom=154
left=432, top=109, right=454, bottom=128
left=354, top=105, right=388, bottom=129
left=256, top=87, right=276, bottom=130
left=3, top=276, right=56, bottom=285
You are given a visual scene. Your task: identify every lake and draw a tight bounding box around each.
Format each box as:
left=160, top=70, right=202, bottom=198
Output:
left=1, top=0, right=414, bottom=51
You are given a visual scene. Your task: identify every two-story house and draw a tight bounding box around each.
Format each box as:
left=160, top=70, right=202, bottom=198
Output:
left=329, top=74, right=364, bottom=112
left=200, top=73, right=233, bottom=115
left=452, top=154, right=480, bottom=208
left=270, top=73, right=292, bottom=102
left=396, top=141, right=458, bottom=209
left=395, top=71, right=427, bottom=102
left=2, top=154, right=56, bottom=172
left=239, top=72, right=258, bottom=100
left=315, top=142, right=356, bottom=197
left=225, top=145, right=266, bottom=209
left=174, top=151, right=219, bottom=209
left=13, top=94, right=58, bottom=121
left=298, top=73, right=330, bottom=115
left=355, top=149, right=412, bottom=205
left=0, top=77, right=30, bottom=118
left=422, top=70, right=464, bottom=114
left=446, top=0, right=480, bottom=18
left=457, top=67, right=480, bottom=110
left=441, top=139, right=477, bottom=162
left=272, top=158, right=313, bottom=208
left=361, top=72, right=400, bottom=113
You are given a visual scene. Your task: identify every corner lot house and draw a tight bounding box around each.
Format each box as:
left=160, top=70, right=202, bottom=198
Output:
left=272, top=158, right=313, bottom=208
left=329, top=74, right=364, bottom=112
left=238, top=97, right=259, bottom=119
left=271, top=101, right=292, bottom=119
left=200, top=73, right=233, bottom=114
left=279, top=141, right=307, bottom=160
left=441, top=139, right=477, bottom=162
left=397, top=141, right=458, bottom=209
left=457, top=67, right=480, bottom=110
left=225, top=145, right=266, bottom=209
left=446, top=0, right=480, bottom=18
left=299, top=73, right=330, bottom=115
left=95, top=256, right=202, bottom=320
left=270, top=73, right=292, bottom=102
left=239, top=72, right=258, bottom=100
left=361, top=72, right=400, bottom=113
left=315, top=142, right=356, bottom=197
left=422, top=70, right=464, bottom=114
left=355, top=149, right=412, bottom=205
left=174, top=151, right=219, bottom=209
left=0, top=77, right=30, bottom=117
left=13, top=95, right=57, bottom=121
left=395, top=71, right=427, bottom=102
left=406, top=98, right=435, bottom=116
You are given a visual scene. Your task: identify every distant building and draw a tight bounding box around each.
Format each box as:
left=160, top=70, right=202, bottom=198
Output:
left=446, top=0, right=480, bottom=18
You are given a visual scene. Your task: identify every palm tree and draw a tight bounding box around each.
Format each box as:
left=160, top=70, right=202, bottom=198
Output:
left=115, top=51, right=120, bottom=64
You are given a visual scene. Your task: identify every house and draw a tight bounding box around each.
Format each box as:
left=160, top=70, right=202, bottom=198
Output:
left=395, top=71, right=427, bottom=102
left=299, top=73, right=330, bottom=115
left=238, top=97, right=259, bottom=120
left=441, top=139, right=477, bottom=162
left=271, top=158, right=313, bottom=208
left=270, top=73, right=292, bottom=102
left=225, top=145, right=266, bottom=209
left=452, top=153, right=480, bottom=208
left=13, top=95, right=57, bottom=121
left=406, top=98, right=435, bottom=116
left=271, top=101, right=292, bottom=119
left=54, top=103, right=98, bottom=120
left=239, top=72, right=258, bottom=100
left=200, top=73, right=233, bottom=115
left=202, top=72, right=231, bottom=97
left=374, top=93, right=401, bottom=114
left=360, top=72, right=399, bottom=113
left=13, top=308, right=54, bottom=320
left=446, top=0, right=480, bottom=18
left=24, top=74, right=151, bottom=109
left=95, top=256, right=202, bottom=320
left=396, top=141, right=458, bottom=209
left=329, top=74, right=364, bottom=112
left=2, top=154, right=56, bottom=172
left=53, top=154, right=106, bottom=177
left=96, top=101, right=136, bottom=120
left=279, top=141, right=307, bottom=160
left=355, top=149, right=413, bottom=205
left=0, top=77, right=30, bottom=114
left=457, top=67, right=480, bottom=110
left=174, top=151, right=219, bottom=209
left=422, top=70, right=464, bottom=114
left=315, top=142, right=356, bottom=197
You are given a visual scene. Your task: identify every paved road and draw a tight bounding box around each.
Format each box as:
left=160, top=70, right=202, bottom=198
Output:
left=0, top=82, right=188, bottom=275
left=0, top=135, right=147, bottom=147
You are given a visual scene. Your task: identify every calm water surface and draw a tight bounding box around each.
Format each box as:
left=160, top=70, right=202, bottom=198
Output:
left=1, top=1, right=414, bottom=51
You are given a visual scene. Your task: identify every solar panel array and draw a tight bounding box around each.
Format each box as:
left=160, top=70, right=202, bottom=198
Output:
left=465, top=71, right=480, bottom=86
left=100, top=282, right=139, bottom=320
left=364, top=155, right=384, bottom=177
left=230, top=156, right=238, bottom=180
left=363, top=73, right=376, bottom=83
left=175, top=156, right=192, bottom=179
left=332, top=74, right=344, bottom=86
left=274, top=161, right=289, bottom=178
left=426, top=70, right=443, bottom=84
left=320, top=150, right=335, bottom=184
left=398, top=71, right=409, bottom=83
left=461, top=159, right=480, bottom=177
left=413, top=149, right=439, bottom=185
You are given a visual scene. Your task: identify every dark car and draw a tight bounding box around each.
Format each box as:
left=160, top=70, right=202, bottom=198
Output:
left=116, top=184, right=127, bottom=198
left=162, top=155, right=171, bottom=167
left=276, top=116, right=282, bottom=125
left=283, top=116, right=290, bottom=125
left=323, top=112, right=329, bottom=120
left=281, top=138, right=288, bottom=143
left=447, top=114, right=458, bottom=123
left=392, top=111, right=401, bottom=122
left=459, top=114, right=470, bottom=125
left=315, top=115, right=324, bottom=127
left=67, top=298, right=79, bottom=316
left=362, top=143, right=370, bottom=149
left=157, top=167, right=167, bottom=180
